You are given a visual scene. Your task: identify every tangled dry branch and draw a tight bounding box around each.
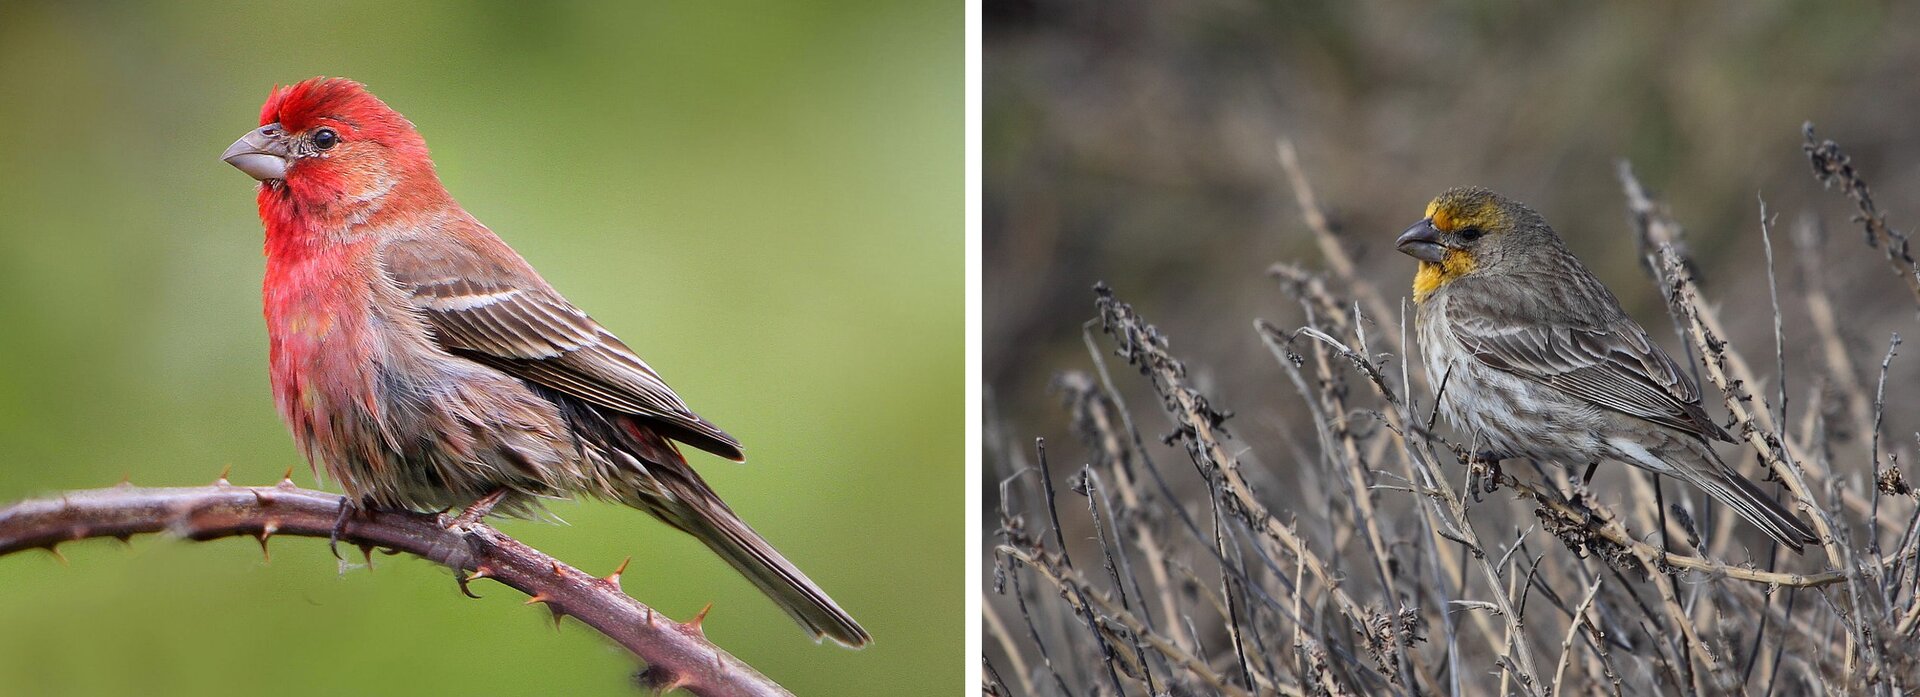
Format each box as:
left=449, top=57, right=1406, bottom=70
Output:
left=0, top=479, right=790, bottom=697
left=985, top=129, right=1920, bottom=696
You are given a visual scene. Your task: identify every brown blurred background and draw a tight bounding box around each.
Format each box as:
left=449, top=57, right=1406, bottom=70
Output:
left=985, top=0, right=1920, bottom=491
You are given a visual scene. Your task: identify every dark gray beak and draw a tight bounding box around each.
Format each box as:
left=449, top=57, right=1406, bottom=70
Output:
left=222, top=122, right=291, bottom=181
left=1396, top=219, right=1449, bottom=263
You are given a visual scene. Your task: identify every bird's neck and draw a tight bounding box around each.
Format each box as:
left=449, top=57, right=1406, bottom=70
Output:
left=1412, top=250, right=1477, bottom=303
left=258, top=172, right=452, bottom=265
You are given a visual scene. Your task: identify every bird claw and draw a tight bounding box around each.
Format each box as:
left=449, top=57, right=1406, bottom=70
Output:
left=448, top=489, right=508, bottom=530
left=328, top=497, right=358, bottom=560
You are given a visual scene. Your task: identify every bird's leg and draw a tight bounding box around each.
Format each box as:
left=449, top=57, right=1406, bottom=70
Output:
left=449, top=488, right=509, bottom=529
left=328, top=497, right=359, bottom=560
left=1653, top=476, right=1672, bottom=557
left=1581, top=462, right=1599, bottom=486
left=1468, top=451, right=1505, bottom=497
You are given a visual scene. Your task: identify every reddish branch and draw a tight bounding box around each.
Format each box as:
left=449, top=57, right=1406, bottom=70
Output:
left=0, top=479, right=790, bottom=697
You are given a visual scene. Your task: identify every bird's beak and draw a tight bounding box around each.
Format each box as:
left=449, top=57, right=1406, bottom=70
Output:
left=222, top=122, right=291, bottom=181
left=1396, top=219, right=1449, bottom=263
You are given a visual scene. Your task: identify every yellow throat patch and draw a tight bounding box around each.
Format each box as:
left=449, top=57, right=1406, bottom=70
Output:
left=1412, top=251, right=1475, bottom=303
left=1411, top=192, right=1501, bottom=302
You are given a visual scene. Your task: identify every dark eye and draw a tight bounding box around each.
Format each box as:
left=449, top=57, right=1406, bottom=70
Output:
left=1456, top=227, right=1484, bottom=242
left=312, top=127, right=339, bottom=150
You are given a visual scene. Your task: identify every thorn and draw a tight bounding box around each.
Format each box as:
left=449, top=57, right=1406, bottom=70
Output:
left=277, top=466, right=296, bottom=488
left=252, top=489, right=273, bottom=505
left=215, top=465, right=232, bottom=486
left=255, top=523, right=277, bottom=563
left=524, top=593, right=550, bottom=606
left=359, top=543, right=376, bottom=571
left=682, top=603, right=713, bottom=636
left=548, top=604, right=566, bottom=629
left=114, top=473, right=133, bottom=488
left=602, top=556, right=631, bottom=587
left=550, top=560, right=565, bottom=578
left=111, top=533, right=131, bottom=546
left=44, top=544, right=67, bottom=566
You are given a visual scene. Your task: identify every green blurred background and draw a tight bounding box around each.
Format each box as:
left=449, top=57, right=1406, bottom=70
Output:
left=0, top=2, right=958, bottom=695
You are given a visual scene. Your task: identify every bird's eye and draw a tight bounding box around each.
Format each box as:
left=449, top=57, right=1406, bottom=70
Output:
left=1456, top=227, right=1484, bottom=242
left=312, top=128, right=339, bottom=150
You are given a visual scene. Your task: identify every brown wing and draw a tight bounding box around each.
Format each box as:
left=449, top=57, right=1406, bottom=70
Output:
left=1445, top=289, right=1734, bottom=443
left=380, top=232, right=745, bottom=461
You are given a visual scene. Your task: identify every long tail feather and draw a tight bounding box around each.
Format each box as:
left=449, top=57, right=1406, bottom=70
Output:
left=676, top=500, right=872, bottom=647
left=1694, top=468, right=1819, bottom=553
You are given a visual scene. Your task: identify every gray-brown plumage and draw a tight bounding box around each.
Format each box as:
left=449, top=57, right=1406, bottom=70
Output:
left=1399, top=187, right=1818, bottom=553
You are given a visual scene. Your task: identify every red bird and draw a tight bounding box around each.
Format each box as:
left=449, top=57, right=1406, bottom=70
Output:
left=221, top=77, right=868, bottom=647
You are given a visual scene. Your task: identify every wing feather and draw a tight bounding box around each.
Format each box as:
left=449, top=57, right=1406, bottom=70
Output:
left=380, top=234, right=745, bottom=461
left=1446, top=290, right=1733, bottom=443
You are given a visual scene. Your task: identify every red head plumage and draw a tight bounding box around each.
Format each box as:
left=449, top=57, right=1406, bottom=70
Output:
left=259, top=77, right=428, bottom=157
left=247, top=77, right=447, bottom=259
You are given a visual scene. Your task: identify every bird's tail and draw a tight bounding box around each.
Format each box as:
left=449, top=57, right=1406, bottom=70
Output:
left=672, top=493, right=872, bottom=647
left=1689, top=463, right=1819, bottom=554
left=593, top=412, right=870, bottom=647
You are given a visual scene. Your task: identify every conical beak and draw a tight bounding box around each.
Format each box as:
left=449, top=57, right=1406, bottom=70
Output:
left=222, top=122, right=290, bottom=181
left=1396, top=219, right=1449, bottom=263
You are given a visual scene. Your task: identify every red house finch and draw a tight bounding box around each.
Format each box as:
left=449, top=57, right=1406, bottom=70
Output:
left=221, top=77, right=869, bottom=646
left=1400, top=187, right=1818, bottom=552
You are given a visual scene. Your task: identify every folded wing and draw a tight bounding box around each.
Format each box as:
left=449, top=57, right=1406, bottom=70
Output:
left=1445, top=289, right=1734, bottom=444
left=380, top=233, right=746, bottom=461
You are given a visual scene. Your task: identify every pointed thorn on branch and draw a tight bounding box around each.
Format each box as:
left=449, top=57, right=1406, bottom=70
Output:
left=682, top=603, right=713, bottom=636
left=215, top=465, right=232, bottom=486
left=44, top=544, right=67, bottom=566
left=524, top=593, right=550, bottom=606
left=603, top=556, right=631, bottom=588
left=277, top=467, right=297, bottom=488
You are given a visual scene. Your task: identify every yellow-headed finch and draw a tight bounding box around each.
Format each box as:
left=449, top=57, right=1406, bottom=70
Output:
left=1399, top=187, right=1818, bottom=553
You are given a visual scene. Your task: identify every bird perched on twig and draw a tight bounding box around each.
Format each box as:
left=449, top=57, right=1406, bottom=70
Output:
left=1398, top=187, right=1818, bottom=553
left=221, top=77, right=869, bottom=645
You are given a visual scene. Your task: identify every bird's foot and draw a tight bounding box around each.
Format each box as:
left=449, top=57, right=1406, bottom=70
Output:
left=328, top=497, right=359, bottom=560
left=1468, top=451, right=1505, bottom=496
left=448, top=489, right=508, bottom=530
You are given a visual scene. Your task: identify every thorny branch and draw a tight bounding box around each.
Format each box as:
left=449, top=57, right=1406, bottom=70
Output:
left=0, top=480, right=790, bottom=697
